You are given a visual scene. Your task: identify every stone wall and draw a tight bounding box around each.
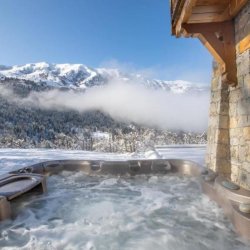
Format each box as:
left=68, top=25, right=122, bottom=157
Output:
left=230, top=2, right=250, bottom=189
left=206, top=2, right=250, bottom=189
left=205, top=62, right=231, bottom=177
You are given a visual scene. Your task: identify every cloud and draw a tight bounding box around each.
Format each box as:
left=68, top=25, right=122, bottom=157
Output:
left=100, top=59, right=212, bottom=84
left=0, top=79, right=210, bottom=132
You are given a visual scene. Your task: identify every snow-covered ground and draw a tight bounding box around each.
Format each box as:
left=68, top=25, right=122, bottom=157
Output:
left=0, top=145, right=206, bottom=174
left=0, top=148, right=133, bottom=175
left=155, top=144, right=206, bottom=165
left=0, top=147, right=249, bottom=250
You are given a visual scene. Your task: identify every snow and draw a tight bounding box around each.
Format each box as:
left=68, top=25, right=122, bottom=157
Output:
left=0, top=62, right=209, bottom=93
left=155, top=144, right=207, bottom=165
left=96, top=68, right=121, bottom=79
left=0, top=146, right=206, bottom=174
left=0, top=148, right=132, bottom=174
left=91, top=131, right=110, bottom=139
left=0, top=145, right=207, bottom=175
left=0, top=62, right=97, bottom=88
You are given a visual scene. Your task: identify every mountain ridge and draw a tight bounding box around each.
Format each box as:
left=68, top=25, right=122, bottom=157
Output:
left=0, top=62, right=209, bottom=94
left=0, top=62, right=208, bottom=152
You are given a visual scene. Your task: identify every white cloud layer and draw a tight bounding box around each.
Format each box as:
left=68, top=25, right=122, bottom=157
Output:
left=0, top=80, right=210, bottom=132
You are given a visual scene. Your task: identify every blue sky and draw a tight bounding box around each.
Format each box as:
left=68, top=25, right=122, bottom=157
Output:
left=0, top=0, right=212, bottom=83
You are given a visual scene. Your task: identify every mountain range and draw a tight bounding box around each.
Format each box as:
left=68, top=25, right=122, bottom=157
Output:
left=0, top=62, right=208, bottom=152
left=0, top=62, right=209, bottom=94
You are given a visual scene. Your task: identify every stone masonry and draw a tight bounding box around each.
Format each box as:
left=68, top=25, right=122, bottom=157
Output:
left=206, top=2, right=250, bottom=190
left=205, top=62, right=231, bottom=177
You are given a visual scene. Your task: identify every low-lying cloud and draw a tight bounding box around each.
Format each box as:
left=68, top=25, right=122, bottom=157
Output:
left=0, top=80, right=210, bottom=132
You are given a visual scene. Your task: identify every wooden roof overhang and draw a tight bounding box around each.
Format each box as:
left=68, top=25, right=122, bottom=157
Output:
left=171, top=0, right=249, bottom=86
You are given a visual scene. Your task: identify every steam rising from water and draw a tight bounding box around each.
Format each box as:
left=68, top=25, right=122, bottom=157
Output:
left=0, top=80, right=209, bottom=131
left=0, top=172, right=248, bottom=250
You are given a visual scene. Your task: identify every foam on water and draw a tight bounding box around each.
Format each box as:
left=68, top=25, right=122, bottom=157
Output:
left=0, top=172, right=249, bottom=250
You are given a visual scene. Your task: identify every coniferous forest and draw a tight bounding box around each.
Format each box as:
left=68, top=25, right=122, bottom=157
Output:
left=0, top=77, right=207, bottom=153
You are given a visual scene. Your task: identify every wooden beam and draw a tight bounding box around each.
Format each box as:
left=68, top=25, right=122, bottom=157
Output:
left=172, top=0, right=185, bottom=26
left=170, top=0, right=248, bottom=85
left=183, top=21, right=238, bottom=86
left=229, top=0, right=248, bottom=16
left=172, top=0, right=248, bottom=33
left=188, top=12, right=228, bottom=23
left=196, top=0, right=228, bottom=5
left=237, top=34, right=250, bottom=54
left=192, top=5, right=226, bottom=14
left=175, top=0, right=198, bottom=36
left=219, top=0, right=248, bottom=21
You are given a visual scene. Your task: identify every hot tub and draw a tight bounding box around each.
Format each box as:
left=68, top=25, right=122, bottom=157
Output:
left=0, top=150, right=249, bottom=249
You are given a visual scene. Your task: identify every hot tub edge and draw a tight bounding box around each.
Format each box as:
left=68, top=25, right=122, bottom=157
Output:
left=201, top=175, right=250, bottom=240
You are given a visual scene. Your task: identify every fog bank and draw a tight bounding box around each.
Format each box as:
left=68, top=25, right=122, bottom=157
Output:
left=0, top=80, right=210, bottom=132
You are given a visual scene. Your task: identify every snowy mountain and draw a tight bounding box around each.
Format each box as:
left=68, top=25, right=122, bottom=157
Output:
left=0, top=62, right=208, bottom=151
left=0, top=62, right=209, bottom=94
left=0, top=62, right=101, bottom=89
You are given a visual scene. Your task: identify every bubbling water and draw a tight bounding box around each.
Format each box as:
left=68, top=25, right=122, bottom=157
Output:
left=0, top=172, right=249, bottom=250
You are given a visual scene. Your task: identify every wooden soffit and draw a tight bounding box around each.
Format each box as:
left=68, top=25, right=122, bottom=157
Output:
left=171, top=0, right=248, bottom=36
left=171, top=0, right=248, bottom=86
